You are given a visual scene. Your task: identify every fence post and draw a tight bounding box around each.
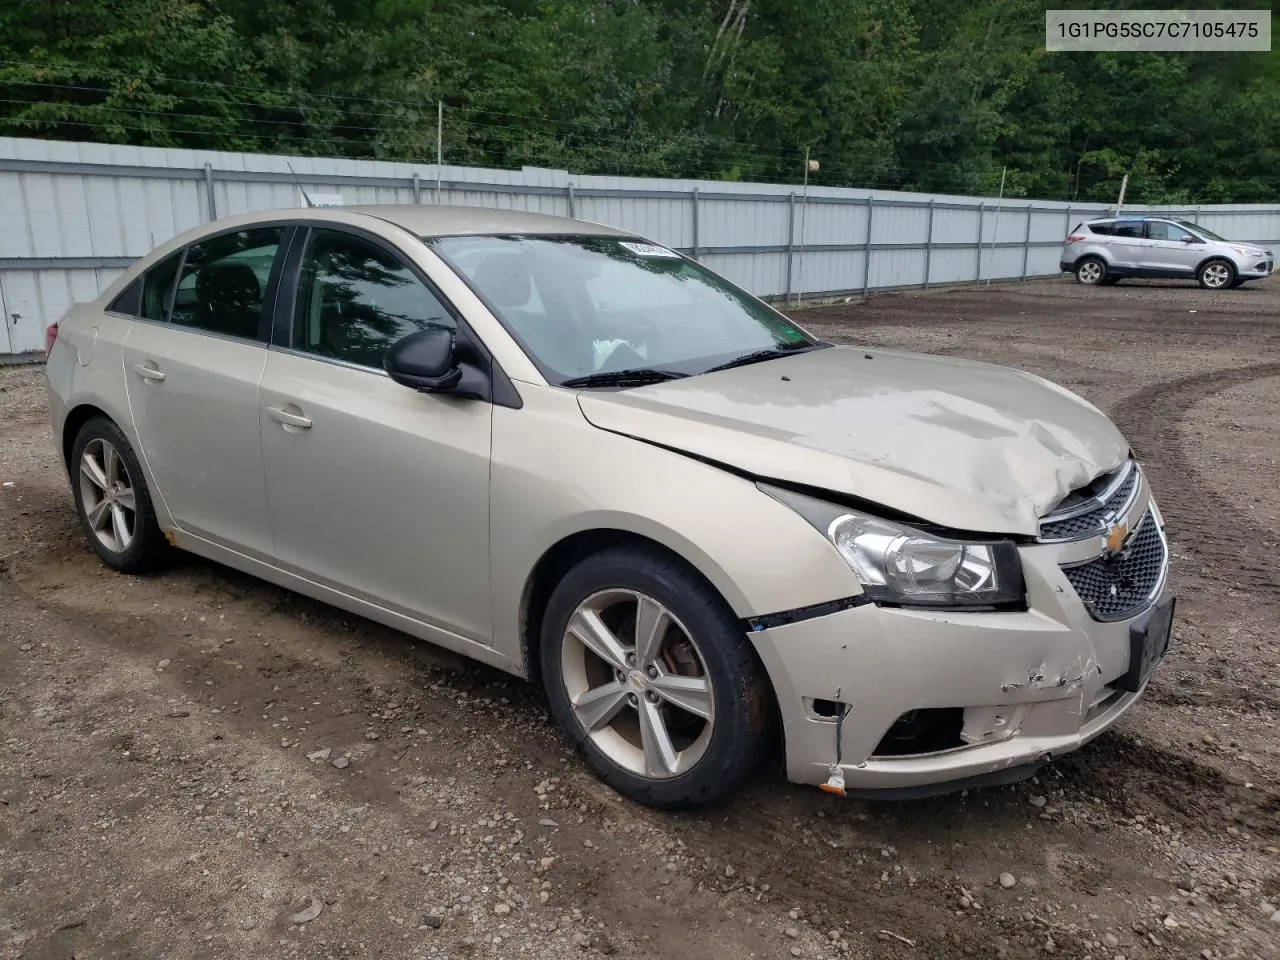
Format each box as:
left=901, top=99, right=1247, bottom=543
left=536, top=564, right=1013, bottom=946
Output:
left=691, top=188, right=700, bottom=260
left=1020, top=205, right=1032, bottom=280
left=923, top=198, right=935, bottom=289
left=203, top=163, right=217, bottom=221
left=862, top=197, right=875, bottom=296
left=786, top=192, right=796, bottom=305
left=975, top=202, right=985, bottom=284
left=567, top=183, right=576, bottom=219
left=412, top=173, right=421, bottom=205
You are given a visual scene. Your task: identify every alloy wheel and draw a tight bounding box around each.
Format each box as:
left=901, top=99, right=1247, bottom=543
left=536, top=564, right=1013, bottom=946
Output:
left=560, top=589, right=715, bottom=779
left=1202, top=263, right=1230, bottom=288
left=78, top=438, right=136, bottom=554
left=1077, top=260, right=1103, bottom=284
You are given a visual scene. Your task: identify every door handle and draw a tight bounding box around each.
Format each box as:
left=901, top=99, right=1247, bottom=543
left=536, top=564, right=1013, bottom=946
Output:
left=267, top=405, right=313, bottom=429
left=132, top=363, right=165, bottom=382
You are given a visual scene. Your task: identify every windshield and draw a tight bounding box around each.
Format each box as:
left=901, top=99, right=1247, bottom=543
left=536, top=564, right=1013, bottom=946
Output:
left=1176, top=220, right=1226, bottom=241
left=428, top=234, right=820, bottom=384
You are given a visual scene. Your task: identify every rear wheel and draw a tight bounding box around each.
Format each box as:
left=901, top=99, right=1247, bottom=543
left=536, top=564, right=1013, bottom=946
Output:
left=1074, top=257, right=1106, bottom=285
left=540, top=545, right=771, bottom=809
left=1197, top=259, right=1235, bottom=290
left=70, top=417, right=168, bottom=573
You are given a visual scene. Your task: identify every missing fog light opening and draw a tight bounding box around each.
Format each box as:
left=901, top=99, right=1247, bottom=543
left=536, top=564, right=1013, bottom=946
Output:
left=871, top=708, right=965, bottom=757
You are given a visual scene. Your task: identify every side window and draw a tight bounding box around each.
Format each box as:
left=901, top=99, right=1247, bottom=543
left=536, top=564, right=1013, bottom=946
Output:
left=107, top=277, right=142, bottom=316
left=1088, top=222, right=1113, bottom=236
left=1112, top=220, right=1144, bottom=239
left=170, top=227, right=284, bottom=340
left=292, top=229, right=456, bottom=369
left=141, top=253, right=183, bottom=323
left=1147, top=221, right=1190, bottom=242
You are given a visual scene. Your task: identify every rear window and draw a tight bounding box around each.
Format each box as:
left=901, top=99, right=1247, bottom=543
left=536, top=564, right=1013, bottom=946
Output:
left=1112, top=220, right=1144, bottom=238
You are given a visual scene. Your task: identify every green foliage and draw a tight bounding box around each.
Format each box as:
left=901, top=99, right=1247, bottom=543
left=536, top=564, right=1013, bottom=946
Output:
left=0, top=0, right=1276, bottom=202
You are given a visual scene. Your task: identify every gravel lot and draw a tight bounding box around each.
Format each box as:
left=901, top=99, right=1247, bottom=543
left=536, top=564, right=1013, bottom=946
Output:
left=2, top=276, right=1278, bottom=960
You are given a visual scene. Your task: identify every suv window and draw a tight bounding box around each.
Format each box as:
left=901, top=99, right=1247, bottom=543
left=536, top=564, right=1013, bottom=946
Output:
left=1112, top=220, right=1144, bottom=239
left=170, top=228, right=284, bottom=340
left=142, top=253, right=183, bottom=323
left=1088, top=222, right=1114, bottom=236
left=292, top=229, right=456, bottom=369
left=1145, top=221, right=1193, bottom=242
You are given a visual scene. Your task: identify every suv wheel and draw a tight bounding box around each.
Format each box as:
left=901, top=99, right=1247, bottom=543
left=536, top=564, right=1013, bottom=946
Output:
left=1198, top=259, right=1235, bottom=289
left=1074, top=257, right=1106, bottom=285
left=71, top=417, right=168, bottom=573
left=540, top=545, right=771, bottom=809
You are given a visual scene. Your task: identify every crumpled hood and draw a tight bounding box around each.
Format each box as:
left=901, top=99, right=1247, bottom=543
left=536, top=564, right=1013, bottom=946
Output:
left=577, top=346, right=1130, bottom=536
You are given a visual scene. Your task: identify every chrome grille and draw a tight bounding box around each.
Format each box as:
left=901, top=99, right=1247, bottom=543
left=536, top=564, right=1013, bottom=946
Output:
left=1061, top=511, right=1167, bottom=621
left=1039, top=463, right=1139, bottom=541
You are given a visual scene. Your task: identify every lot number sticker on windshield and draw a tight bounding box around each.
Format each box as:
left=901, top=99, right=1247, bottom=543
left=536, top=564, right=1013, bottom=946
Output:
left=620, top=241, right=682, bottom=259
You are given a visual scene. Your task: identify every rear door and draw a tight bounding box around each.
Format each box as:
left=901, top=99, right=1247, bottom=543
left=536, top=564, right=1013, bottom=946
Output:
left=1107, top=219, right=1147, bottom=270
left=120, top=225, right=292, bottom=559
left=1141, top=220, right=1199, bottom=275
left=258, top=225, right=493, bottom=643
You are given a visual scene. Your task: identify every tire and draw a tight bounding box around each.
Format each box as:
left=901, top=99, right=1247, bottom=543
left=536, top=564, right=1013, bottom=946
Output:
left=1074, top=257, right=1106, bottom=285
left=1197, top=259, right=1235, bottom=290
left=540, top=545, right=771, bottom=809
left=70, top=417, right=168, bottom=573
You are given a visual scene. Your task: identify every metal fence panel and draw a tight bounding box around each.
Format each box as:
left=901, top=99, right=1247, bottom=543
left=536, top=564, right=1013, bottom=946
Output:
left=1, top=135, right=1277, bottom=353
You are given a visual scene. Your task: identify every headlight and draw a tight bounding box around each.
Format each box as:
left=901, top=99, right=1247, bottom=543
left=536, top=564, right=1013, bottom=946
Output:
left=1230, top=245, right=1262, bottom=258
left=761, top=484, right=1025, bottom=609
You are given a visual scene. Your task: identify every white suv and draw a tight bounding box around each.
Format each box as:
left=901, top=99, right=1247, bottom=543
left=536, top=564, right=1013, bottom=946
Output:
left=1060, top=217, right=1273, bottom=289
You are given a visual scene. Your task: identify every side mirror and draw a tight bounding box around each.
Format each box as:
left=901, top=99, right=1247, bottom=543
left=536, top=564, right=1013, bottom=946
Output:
left=1181, top=234, right=1199, bottom=244
left=385, top=328, right=463, bottom=393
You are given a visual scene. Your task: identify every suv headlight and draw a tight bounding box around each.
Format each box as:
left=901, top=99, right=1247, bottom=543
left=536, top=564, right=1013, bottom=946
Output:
left=761, top=484, right=1025, bottom=609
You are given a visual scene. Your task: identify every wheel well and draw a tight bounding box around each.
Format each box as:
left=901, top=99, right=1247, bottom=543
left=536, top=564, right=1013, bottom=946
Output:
left=61, top=404, right=110, bottom=474
left=520, top=530, right=747, bottom=683
left=1196, top=255, right=1234, bottom=272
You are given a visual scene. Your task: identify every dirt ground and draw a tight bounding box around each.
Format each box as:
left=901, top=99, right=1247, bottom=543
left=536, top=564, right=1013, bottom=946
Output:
left=2, top=276, right=1278, bottom=960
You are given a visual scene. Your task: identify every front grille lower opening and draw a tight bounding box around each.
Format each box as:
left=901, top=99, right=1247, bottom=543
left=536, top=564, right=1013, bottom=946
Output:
left=871, top=707, right=965, bottom=757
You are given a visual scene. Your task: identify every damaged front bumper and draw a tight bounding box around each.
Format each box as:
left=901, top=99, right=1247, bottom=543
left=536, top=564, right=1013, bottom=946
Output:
left=749, top=513, right=1173, bottom=795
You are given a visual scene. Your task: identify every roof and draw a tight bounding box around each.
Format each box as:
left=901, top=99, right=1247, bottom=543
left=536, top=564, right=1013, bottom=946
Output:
left=339, top=204, right=632, bottom=237
left=1086, top=215, right=1184, bottom=222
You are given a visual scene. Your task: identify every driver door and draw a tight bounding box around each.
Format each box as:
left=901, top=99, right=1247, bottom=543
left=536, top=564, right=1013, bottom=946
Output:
left=258, top=226, right=493, bottom=644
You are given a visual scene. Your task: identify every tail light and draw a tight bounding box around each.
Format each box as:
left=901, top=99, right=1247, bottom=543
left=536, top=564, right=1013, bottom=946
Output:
left=44, top=322, right=59, bottom=355
left=1064, top=234, right=1087, bottom=245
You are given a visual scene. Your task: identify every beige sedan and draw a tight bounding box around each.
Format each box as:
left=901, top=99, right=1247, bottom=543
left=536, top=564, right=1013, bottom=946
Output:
left=44, top=206, right=1174, bottom=808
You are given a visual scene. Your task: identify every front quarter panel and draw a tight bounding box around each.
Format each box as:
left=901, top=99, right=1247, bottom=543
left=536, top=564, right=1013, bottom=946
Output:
left=489, top=382, right=863, bottom=672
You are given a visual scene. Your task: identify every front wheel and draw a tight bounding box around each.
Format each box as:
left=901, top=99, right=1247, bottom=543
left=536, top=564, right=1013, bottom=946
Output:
left=1198, top=259, right=1235, bottom=289
left=1074, top=257, right=1106, bottom=285
left=540, top=546, right=771, bottom=809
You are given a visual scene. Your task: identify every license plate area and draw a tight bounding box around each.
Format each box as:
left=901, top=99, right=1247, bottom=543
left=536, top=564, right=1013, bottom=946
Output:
left=1116, top=595, right=1175, bottom=693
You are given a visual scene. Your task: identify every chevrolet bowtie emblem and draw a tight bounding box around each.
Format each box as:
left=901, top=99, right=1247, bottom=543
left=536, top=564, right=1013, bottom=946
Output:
left=1103, top=521, right=1131, bottom=557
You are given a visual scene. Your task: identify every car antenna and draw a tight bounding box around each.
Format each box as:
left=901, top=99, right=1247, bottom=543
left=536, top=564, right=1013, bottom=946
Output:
left=287, top=161, right=315, bottom=208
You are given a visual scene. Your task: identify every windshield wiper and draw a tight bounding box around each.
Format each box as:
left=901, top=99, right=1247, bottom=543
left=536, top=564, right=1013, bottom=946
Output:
left=704, top=343, right=824, bottom=374
left=560, top=368, right=689, bottom=389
